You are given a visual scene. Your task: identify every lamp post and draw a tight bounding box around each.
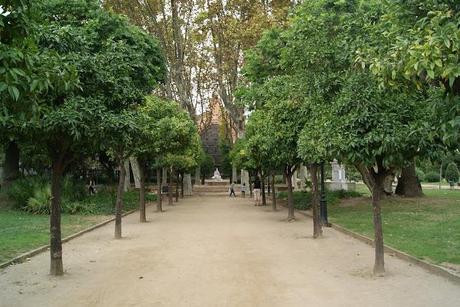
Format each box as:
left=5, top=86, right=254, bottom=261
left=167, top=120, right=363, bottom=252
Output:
left=319, top=161, right=330, bottom=226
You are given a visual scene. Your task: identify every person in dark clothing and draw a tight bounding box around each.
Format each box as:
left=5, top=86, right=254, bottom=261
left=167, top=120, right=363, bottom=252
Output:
left=229, top=181, right=237, bottom=197
left=253, top=176, right=261, bottom=205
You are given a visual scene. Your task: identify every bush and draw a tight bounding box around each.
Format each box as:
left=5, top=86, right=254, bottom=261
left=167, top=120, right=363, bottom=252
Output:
left=416, top=168, right=425, bottom=182
left=277, top=189, right=361, bottom=211
left=62, top=176, right=87, bottom=202
left=6, top=176, right=49, bottom=210
left=425, top=171, right=440, bottom=183
left=25, top=185, right=51, bottom=214
left=445, top=162, right=459, bottom=185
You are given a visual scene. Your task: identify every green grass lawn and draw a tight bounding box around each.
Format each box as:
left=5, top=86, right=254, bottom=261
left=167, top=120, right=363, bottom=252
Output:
left=0, top=211, right=109, bottom=264
left=329, top=188, right=460, bottom=266
left=0, top=189, right=157, bottom=264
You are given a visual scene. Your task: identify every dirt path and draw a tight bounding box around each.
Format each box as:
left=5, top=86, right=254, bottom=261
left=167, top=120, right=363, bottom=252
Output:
left=1, top=196, right=459, bottom=307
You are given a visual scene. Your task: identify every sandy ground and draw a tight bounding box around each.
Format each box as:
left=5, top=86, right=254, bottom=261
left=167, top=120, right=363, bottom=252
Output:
left=1, top=196, right=459, bottom=307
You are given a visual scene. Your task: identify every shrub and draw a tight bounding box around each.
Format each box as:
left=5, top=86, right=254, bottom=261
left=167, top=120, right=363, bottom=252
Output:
left=425, top=171, right=440, bottom=183
left=277, top=189, right=362, bottom=210
left=25, top=185, right=51, bottom=214
left=63, top=201, right=97, bottom=215
left=416, top=168, right=425, bottom=182
left=62, top=176, right=87, bottom=202
left=445, top=163, right=459, bottom=186
left=6, top=176, right=49, bottom=209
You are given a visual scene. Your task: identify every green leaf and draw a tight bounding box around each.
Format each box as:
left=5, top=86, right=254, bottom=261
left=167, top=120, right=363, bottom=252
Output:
left=8, top=86, right=20, bottom=101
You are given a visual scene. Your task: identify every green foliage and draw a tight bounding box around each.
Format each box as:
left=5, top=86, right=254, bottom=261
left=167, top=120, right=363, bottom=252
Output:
left=6, top=176, right=48, bottom=210
left=277, top=189, right=363, bottom=211
left=61, top=188, right=157, bottom=215
left=141, top=96, right=201, bottom=172
left=200, top=153, right=215, bottom=178
left=62, top=176, right=86, bottom=202
left=416, top=168, right=426, bottom=182
left=26, top=185, right=51, bottom=215
left=425, top=171, right=441, bottom=183
left=359, top=0, right=460, bottom=146
left=445, top=162, right=460, bottom=184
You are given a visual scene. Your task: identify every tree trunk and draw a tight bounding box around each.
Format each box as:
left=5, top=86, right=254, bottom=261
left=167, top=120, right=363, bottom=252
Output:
left=156, top=168, right=163, bottom=212
left=309, top=164, right=322, bottom=238
left=50, top=158, right=65, bottom=276
left=195, top=167, right=200, bottom=185
left=139, top=161, right=146, bottom=223
left=383, top=172, right=394, bottom=195
left=286, top=167, right=295, bottom=221
left=168, top=167, right=173, bottom=205
left=395, top=162, right=423, bottom=197
left=261, top=175, right=266, bottom=206
left=371, top=173, right=385, bottom=275
left=3, top=140, right=20, bottom=187
left=175, top=172, right=179, bottom=202
left=355, top=163, right=391, bottom=197
left=271, top=173, right=276, bottom=211
left=115, top=160, right=126, bottom=239
left=180, top=172, right=184, bottom=198
left=267, top=176, right=271, bottom=195
left=249, top=171, right=253, bottom=198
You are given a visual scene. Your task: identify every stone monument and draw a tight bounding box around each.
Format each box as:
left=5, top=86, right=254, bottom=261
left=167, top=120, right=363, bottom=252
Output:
left=328, top=159, right=355, bottom=191
left=211, top=168, right=222, bottom=181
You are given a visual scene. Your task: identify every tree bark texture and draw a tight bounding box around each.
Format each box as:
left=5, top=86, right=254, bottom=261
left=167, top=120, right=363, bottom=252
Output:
left=180, top=172, right=184, bottom=198
left=356, top=163, right=393, bottom=197
left=175, top=172, right=179, bottom=202
left=50, top=158, right=64, bottom=276
left=139, top=162, right=146, bottom=223
left=156, top=168, right=163, bottom=212
left=271, top=173, right=277, bottom=211
left=261, top=175, right=266, bottom=206
left=3, top=140, right=20, bottom=187
left=395, top=162, right=423, bottom=197
left=371, top=171, right=385, bottom=275
left=115, top=161, right=126, bottom=239
left=267, top=176, right=271, bottom=195
left=286, top=167, right=295, bottom=221
left=309, top=164, right=322, bottom=238
left=168, top=168, right=173, bottom=205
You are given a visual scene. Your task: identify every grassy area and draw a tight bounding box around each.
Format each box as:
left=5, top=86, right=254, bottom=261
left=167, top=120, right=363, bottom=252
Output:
left=329, top=189, right=460, bottom=265
left=0, top=211, right=109, bottom=264
left=0, top=189, right=157, bottom=264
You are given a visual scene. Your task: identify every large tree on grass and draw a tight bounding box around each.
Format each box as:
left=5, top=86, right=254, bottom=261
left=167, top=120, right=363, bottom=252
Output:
left=27, top=0, right=164, bottom=275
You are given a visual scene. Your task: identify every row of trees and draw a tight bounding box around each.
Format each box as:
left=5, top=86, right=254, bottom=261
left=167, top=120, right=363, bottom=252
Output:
left=234, top=0, right=459, bottom=275
left=104, top=0, right=296, bottom=136
left=1, top=0, right=202, bottom=276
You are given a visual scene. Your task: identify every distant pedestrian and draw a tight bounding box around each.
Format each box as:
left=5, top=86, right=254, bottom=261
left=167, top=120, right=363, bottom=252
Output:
left=253, top=176, right=261, bottom=206
left=88, top=179, right=96, bottom=195
left=229, top=181, right=236, bottom=197
left=241, top=182, right=246, bottom=198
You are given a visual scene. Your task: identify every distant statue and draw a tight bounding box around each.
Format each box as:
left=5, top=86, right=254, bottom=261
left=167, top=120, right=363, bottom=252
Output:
left=212, top=168, right=222, bottom=181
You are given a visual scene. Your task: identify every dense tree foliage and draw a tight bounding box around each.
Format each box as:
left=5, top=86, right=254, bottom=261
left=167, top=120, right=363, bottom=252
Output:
left=1, top=0, right=165, bottom=275
left=238, top=0, right=455, bottom=274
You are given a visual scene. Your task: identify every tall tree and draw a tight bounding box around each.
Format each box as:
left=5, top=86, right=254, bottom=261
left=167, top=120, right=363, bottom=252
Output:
left=25, top=0, right=164, bottom=275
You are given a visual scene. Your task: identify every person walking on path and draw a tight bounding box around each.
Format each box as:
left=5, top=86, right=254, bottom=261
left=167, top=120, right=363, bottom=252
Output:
left=229, top=181, right=237, bottom=197
left=241, top=182, right=246, bottom=198
left=253, top=176, right=261, bottom=206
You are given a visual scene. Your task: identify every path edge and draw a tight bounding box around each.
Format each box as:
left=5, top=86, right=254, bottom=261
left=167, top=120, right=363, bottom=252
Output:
left=296, top=210, right=460, bottom=286
left=0, top=209, right=138, bottom=270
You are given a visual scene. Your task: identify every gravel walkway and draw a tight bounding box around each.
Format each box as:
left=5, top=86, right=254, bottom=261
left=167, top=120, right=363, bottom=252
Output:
left=1, top=196, right=459, bottom=307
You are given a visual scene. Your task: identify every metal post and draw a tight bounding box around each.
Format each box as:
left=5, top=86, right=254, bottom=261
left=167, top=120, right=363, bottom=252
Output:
left=320, top=162, right=330, bottom=226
